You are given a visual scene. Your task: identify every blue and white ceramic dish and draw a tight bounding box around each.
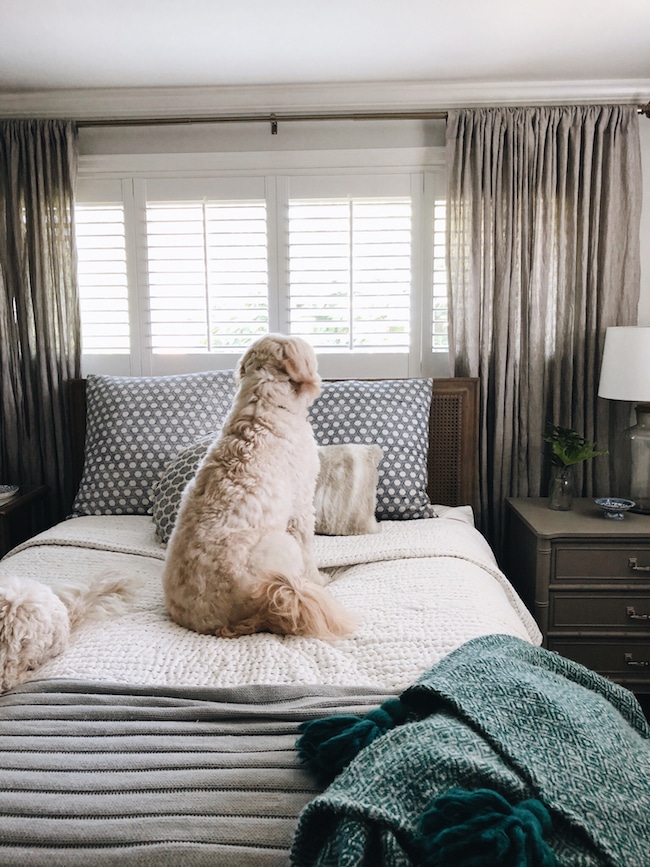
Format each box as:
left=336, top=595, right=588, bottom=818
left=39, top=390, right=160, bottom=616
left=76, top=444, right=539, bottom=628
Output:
left=0, top=484, right=19, bottom=504
left=594, top=497, right=636, bottom=520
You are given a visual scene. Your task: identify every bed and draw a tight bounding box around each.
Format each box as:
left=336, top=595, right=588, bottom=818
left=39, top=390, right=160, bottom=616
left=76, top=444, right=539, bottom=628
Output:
left=0, top=373, right=648, bottom=866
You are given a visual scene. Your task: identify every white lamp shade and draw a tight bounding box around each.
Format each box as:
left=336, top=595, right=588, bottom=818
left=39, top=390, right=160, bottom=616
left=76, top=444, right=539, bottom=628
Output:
left=598, top=326, right=650, bottom=402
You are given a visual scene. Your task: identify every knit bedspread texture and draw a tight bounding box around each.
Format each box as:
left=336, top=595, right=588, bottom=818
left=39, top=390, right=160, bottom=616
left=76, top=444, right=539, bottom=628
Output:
left=1, top=513, right=540, bottom=691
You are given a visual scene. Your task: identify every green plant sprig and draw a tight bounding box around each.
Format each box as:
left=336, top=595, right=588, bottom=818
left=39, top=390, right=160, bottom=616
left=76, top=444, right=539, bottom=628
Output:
left=544, top=424, right=608, bottom=468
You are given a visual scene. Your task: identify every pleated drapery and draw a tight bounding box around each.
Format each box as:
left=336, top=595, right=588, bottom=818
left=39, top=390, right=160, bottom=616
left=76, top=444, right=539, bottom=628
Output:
left=446, top=106, right=642, bottom=553
left=0, top=119, right=81, bottom=524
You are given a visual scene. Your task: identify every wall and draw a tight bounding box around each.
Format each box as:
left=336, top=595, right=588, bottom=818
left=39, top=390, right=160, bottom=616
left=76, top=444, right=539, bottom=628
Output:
left=78, top=118, right=447, bottom=155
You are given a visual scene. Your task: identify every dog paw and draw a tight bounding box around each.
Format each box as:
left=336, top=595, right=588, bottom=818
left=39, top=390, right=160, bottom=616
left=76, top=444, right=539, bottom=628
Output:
left=0, top=576, right=70, bottom=693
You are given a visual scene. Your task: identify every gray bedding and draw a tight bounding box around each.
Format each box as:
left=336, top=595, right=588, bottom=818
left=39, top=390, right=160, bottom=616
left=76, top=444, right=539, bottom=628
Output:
left=0, top=680, right=391, bottom=866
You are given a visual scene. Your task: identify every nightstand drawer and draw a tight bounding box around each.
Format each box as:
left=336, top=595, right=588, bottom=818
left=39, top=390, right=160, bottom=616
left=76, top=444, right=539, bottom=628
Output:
left=551, top=594, right=650, bottom=629
left=554, top=545, right=650, bottom=580
left=549, top=638, right=650, bottom=684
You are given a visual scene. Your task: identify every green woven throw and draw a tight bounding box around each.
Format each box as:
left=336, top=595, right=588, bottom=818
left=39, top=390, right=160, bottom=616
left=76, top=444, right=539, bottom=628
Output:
left=297, top=697, right=410, bottom=785
left=411, top=787, right=557, bottom=867
left=292, top=634, right=650, bottom=867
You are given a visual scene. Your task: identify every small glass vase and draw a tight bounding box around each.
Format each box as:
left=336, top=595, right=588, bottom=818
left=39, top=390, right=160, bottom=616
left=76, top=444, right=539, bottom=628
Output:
left=548, top=465, right=573, bottom=511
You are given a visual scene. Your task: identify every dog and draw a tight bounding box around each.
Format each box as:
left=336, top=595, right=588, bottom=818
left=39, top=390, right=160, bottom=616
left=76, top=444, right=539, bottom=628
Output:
left=162, top=333, right=355, bottom=640
left=0, top=571, right=133, bottom=693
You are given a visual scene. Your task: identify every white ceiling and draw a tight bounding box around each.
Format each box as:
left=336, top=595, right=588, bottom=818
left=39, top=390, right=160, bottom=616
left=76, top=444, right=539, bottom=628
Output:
left=1, top=0, right=649, bottom=116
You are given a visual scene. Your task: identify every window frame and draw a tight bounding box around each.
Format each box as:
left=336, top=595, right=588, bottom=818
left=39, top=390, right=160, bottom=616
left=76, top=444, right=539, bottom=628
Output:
left=76, top=145, right=448, bottom=379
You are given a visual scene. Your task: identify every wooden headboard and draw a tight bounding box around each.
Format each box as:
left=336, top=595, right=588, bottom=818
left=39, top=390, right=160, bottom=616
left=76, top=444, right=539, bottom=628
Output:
left=429, top=377, right=479, bottom=513
left=67, top=377, right=479, bottom=514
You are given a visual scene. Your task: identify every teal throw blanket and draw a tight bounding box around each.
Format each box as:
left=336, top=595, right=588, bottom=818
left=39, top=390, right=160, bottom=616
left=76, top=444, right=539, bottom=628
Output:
left=292, top=634, right=650, bottom=866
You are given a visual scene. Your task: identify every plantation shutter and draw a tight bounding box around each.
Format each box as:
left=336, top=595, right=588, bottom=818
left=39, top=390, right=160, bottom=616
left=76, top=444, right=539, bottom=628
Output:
left=432, top=198, right=448, bottom=350
left=146, top=200, right=269, bottom=352
left=74, top=165, right=449, bottom=378
left=76, top=203, right=130, bottom=354
left=288, top=198, right=411, bottom=350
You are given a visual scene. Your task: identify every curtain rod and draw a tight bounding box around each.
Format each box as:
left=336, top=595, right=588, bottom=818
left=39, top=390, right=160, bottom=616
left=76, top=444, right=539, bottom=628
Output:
left=77, top=103, right=650, bottom=131
left=77, top=109, right=448, bottom=131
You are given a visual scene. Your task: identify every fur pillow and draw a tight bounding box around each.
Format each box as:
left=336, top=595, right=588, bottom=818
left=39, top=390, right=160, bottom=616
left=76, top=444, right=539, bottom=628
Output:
left=314, top=444, right=383, bottom=536
left=152, top=441, right=383, bottom=543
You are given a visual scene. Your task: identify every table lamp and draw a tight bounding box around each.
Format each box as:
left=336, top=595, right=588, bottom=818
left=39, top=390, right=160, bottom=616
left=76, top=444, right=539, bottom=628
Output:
left=598, top=326, right=650, bottom=513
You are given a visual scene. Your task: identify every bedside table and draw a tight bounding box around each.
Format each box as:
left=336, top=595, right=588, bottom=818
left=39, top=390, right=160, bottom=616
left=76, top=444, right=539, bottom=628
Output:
left=503, top=497, right=650, bottom=691
left=0, top=485, right=50, bottom=559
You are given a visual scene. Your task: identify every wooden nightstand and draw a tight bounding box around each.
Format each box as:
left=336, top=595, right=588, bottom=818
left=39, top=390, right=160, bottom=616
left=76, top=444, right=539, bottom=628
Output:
left=0, top=485, right=50, bottom=559
left=503, top=497, right=650, bottom=691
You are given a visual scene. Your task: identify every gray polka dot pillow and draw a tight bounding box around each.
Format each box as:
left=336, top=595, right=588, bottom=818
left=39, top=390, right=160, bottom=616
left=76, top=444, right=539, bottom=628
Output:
left=71, top=371, right=236, bottom=517
left=309, top=379, right=435, bottom=521
left=152, top=437, right=212, bottom=542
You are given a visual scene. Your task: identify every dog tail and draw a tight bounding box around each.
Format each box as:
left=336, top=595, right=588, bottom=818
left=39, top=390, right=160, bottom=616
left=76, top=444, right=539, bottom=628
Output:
left=227, top=574, right=356, bottom=640
left=52, top=571, right=135, bottom=629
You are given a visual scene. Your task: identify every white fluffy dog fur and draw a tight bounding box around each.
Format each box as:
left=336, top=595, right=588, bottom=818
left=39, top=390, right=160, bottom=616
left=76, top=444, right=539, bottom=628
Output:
left=163, top=334, right=356, bottom=640
left=0, top=572, right=134, bottom=693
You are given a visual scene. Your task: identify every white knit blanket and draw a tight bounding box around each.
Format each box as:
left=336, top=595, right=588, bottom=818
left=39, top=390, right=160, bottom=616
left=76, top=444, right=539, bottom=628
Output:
left=1, top=511, right=541, bottom=691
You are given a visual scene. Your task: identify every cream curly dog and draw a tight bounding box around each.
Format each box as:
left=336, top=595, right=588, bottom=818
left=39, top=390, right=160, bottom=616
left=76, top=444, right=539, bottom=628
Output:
left=163, top=334, right=355, bottom=639
left=0, top=572, right=133, bottom=693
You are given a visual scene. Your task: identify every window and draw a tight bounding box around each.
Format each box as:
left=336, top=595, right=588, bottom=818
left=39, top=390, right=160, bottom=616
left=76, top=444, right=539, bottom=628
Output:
left=432, top=198, right=448, bottom=351
left=146, top=201, right=269, bottom=352
left=75, top=146, right=448, bottom=378
left=288, top=198, right=411, bottom=350
left=76, top=204, right=129, bottom=354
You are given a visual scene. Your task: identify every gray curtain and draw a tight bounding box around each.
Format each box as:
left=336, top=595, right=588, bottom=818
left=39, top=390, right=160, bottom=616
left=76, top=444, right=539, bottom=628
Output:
left=446, top=105, right=642, bottom=554
left=0, top=119, right=81, bottom=524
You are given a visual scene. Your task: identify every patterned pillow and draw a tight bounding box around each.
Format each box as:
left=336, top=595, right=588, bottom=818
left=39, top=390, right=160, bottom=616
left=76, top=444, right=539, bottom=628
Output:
left=309, top=379, right=436, bottom=520
left=71, top=371, right=236, bottom=517
left=152, top=442, right=384, bottom=543
left=152, top=437, right=212, bottom=542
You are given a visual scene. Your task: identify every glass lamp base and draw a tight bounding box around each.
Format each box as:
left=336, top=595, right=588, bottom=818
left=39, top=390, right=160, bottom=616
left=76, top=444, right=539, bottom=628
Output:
left=626, top=404, right=650, bottom=514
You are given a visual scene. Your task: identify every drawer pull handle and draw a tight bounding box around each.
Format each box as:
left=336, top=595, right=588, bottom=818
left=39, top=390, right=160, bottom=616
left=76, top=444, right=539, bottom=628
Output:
left=626, top=606, right=650, bottom=621
left=625, top=653, right=650, bottom=668
left=628, top=557, right=650, bottom=573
